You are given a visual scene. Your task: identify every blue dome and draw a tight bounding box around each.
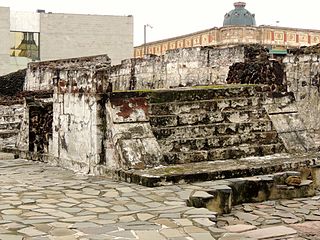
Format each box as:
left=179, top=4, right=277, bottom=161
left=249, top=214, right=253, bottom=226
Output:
left=223, top=2, right=256, bottom=26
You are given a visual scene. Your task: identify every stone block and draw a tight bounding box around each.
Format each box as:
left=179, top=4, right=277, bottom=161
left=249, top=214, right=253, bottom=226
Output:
left=243, top=226, right=297, bottom=239
left=206, top=185, right=232, bottom=214
left=291, top=221, right=320, bottom=235
left=149, top=115, right=177, bottom=127
left=188, top=185, right=232, bottom=215
left=164, top=151, right=208, bottom=164
left=223, top=224, right=257, bottom=233
left=311, top=165, right=320, bottom=188
left=187, top=190, right=215, bottom=209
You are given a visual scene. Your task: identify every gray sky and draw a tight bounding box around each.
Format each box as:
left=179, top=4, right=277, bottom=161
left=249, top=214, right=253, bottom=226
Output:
left=0, top=0, right=319, bottom=46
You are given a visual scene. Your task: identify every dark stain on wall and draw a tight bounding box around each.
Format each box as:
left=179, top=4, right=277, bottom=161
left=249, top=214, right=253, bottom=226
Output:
left=112, top=97, right=148, bottom=119
left=29, top=103, right=53, bottom=153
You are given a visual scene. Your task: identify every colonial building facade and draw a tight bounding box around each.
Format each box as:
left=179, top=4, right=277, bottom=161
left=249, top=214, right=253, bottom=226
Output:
left=134, top=2, right=320, bottom=58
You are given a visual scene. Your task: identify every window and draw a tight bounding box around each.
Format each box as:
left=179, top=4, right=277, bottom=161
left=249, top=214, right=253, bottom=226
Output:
left=10, top=31, right=40, bottom=60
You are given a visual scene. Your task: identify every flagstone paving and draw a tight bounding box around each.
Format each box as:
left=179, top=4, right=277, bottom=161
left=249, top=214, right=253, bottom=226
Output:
left=0, top=154, right=319, bottom=239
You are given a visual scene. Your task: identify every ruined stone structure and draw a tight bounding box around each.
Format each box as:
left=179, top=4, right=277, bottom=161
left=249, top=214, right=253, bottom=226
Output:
left=134, top=2, right=320, bottom=58
left=12, top=44, right=320, bottom=193
left=0, top=70, right=25, bottom=151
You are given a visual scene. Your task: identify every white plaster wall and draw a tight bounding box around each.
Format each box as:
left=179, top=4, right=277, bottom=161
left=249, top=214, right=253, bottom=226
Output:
left=0, top=7, right=10, bottom=76
left=10, top=11, right=40, bottom=32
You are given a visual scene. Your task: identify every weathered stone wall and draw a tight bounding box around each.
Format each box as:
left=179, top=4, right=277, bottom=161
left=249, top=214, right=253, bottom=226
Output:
left=51, top=94, right=101, bottom=173
left=110, top=46, right=245, bottom=90
left=24, top=46, right=246, bottom=93
left=25, top=45, right=280, bottom=94
left=0, top=101, right=23, bottom=150
left=17, top=45, right=320, bottom=175
left=284, top=52, right=320, bottom=144
left=105, top=94, right=163, bottom=170
left=263, top=92, right=316, bottom=152
left=24, top=55, right=111, bottom=92
left=19, top=55, right=112, bottom=173
left=147, top=87, right=286, bottom=164
left=0, top=69, right=26, bottom=151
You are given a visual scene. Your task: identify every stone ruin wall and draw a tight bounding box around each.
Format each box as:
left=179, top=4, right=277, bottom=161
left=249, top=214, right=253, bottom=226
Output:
left=0, top=69, right=26, bottom=151
left=110, top=46, right=245, bottom=90
left=284, top=50, right=320, bottom=143
left=13, top=43, right=320, bottom=174
left=16, top=45, right=251, bottom=173
left=19, top=55, right=111, bottom=173
left=23, top=45, right=276, bottom=94
left=0, top=101, right=24, bottom=151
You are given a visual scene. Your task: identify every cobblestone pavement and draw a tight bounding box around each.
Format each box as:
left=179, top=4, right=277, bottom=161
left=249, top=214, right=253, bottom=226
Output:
left=0, top=154, right=319, bottom=240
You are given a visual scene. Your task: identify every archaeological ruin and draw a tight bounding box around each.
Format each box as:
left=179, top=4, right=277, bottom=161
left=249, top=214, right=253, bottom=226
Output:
left=1, top=43, right=320, bottom=214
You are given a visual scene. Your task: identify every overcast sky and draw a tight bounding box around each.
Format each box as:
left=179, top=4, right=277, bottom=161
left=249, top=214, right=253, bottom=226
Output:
left=0, top=0, right=319, bottom=46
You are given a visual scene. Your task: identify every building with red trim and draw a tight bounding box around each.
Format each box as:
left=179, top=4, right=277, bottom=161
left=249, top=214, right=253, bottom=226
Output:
left=134, top=2, right=320, bottom=58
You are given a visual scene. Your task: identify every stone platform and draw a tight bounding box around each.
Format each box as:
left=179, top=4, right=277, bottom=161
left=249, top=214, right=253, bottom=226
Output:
left=116, top=153, right=320, bottom=187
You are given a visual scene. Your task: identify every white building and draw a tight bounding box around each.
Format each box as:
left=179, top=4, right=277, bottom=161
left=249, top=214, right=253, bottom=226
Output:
left=0, top=7, right=133, bottom=75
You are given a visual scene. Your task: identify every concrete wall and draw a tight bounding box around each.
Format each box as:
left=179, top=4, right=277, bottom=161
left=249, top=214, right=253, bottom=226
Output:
left=10, top=10, right=40, bottom=32
left=0, top=7, right=10, bottom=76
left=40, top=13, right=133, bottom=65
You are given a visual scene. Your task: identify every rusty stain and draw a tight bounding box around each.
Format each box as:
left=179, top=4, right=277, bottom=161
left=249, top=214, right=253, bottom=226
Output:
left=112, top=97, right=148, bottom=119
left=58, top=80, right=66, bottom=87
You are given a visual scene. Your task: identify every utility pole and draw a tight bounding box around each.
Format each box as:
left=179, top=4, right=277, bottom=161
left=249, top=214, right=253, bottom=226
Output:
left=144, top=24, right=152, bottom=56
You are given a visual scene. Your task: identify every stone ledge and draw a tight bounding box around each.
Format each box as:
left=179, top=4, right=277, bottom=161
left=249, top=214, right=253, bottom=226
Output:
left=114, top=153, right=320, bottom=187
left=187, top=170, right=315, bottom=214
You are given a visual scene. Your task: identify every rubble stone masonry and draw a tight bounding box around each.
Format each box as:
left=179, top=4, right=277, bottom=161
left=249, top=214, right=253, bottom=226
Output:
left=284, top=45, right=320, bottom=143
left=16, top=44, right=320, bottom=175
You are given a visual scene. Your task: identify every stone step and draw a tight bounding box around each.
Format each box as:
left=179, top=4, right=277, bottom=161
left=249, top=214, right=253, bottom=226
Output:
left=147, top=86, right=258, bottom=104
left=149, top=109, right=268, bottom=127
left=149, top=96, right=263, bottom=115
left=0, top=122, right=20, bottom=130
left=152, top=121, right=273, bottom=140
left=115, top=152, right=320, bottom=187
left=158, top=131, right=281, bottom=152
left=0, top=130, right=19, bottom=138
left=163, top=143, right=285, bottom=164
left=0, top=115, right=22, bottom=122
left=187, top=171, right=315, bottom=215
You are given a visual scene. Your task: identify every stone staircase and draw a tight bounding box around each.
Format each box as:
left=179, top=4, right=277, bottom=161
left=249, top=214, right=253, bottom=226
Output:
left=114, top=86, right=320, bottom=187
left=0, top=104, right=23, bottom=151
left=148, top=87, right=285, bottom=165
